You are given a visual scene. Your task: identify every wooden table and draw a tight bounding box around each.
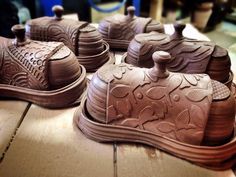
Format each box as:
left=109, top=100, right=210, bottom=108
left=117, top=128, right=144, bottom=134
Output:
left=0, top=25, right=236, bottom=177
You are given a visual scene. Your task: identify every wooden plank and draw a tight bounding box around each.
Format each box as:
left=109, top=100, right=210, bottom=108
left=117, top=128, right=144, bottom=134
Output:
left=0, top=100, right=29, bottom=160
left=0, top=104, right=114, bottom=177
left=116, top=144, right=236, bottom=177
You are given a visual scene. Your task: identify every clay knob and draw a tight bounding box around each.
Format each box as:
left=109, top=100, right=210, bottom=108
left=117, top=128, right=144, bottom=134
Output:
left=52, top=5, right=64, bottom=20
left=150, top=51, right=171, bottom=78
left=172, top=22, right=186, bottom=38
left=127, top=6, right=135, bottom=18
left=11, top=24, right=26, bottom=44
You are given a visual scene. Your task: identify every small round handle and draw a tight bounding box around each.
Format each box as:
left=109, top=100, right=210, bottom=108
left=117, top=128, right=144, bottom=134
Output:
left=171, top=22, right=186, bottom=39
left=11, top=24, right=27, bottom=46
left=52, top=5, right=64, bottom=20
left=127, top=6, right=135, bottom=19
left=149, top=51, right=171, bottom=78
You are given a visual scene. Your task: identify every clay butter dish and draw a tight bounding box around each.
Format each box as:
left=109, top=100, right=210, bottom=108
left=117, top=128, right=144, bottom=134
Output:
left=98, top=6, right=164, bottom=49
left=74, top=51, right=236, bottom=170
left=26, top=5, right=114, bottom=72
left=0, top=25, right=86, bottom=108
left=123, top=23, right=233, bottom=88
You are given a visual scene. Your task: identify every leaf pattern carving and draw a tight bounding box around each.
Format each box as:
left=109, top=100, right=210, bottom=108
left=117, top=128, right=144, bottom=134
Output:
left=165, top=75, right=183, bottom=105
left=194, top=75, right=200, bottom=81
left=175, top=109, right=190, bottom=130
left=175, top=129, right=186, bottom=143
left=107, top=105, right=117, bottom=120
left=167, top=75, right=182, bottom=94
left=146, top=87, right=166, bottom=100
left=113, top=67, right=126, bottom=79
left=110, top=85, right=130, bottom=98
left=156, top=122, right=175, bottom=133
left=121, top=118, right=139, bottom=128
left=190, top=105, right=205, bottom=128
left=116, top=99, right=132, bottom=117
left=179, top=78, right=190, bottom=89
left=139, top=106, right=155, bottom=120
left=121, top=105, right=158, bottom=129
left=185, top=89, right=208, bottom=102
left=184, top=75, right=197, bottom=86
left=139, top=106, right=159, bottom=129
left=176, top=129, right=203, bottom=145
left=152, top=102, right=166, bottom=118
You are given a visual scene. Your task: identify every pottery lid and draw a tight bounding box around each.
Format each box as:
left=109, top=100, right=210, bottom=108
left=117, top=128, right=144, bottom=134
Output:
left=0, top=25, right=83, bottom=91
left=25, top=5, right=104, bottom=57
left=85, top=51, right=233, bottom=146
left=126, top=22, right=231, bottom=83
left=98, top=6, right=164, bottom=41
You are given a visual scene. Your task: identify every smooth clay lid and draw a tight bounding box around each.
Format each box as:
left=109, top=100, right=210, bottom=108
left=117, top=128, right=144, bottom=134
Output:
left=25, top=5, right=112, bottom=72
left=98, top=6, right=164, bottom=49
left=125, top=22, right=231, bottom=85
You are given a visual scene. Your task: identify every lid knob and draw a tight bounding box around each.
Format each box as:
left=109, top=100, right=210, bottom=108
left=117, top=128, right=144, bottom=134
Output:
left=171, top=22, right=186, bottom=38
left=127, top=6, right=135, bottom=19
left=11, top=24, right=28, bottom=46
left=52, top=5, right=64, bottom=20
left=148, top=51, right=171, bottom=79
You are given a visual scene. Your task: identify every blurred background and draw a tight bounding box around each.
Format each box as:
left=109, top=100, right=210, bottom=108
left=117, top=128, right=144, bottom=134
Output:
left=0, top=0, right=235, bottom=42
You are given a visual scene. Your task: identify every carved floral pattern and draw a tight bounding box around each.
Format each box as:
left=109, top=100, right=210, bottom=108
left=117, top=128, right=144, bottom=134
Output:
left=106, top=64, right=213, bottom=145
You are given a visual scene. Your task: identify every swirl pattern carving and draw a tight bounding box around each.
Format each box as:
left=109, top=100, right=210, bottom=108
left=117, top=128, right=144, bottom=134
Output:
left=0, top=37, right=63, bottom=90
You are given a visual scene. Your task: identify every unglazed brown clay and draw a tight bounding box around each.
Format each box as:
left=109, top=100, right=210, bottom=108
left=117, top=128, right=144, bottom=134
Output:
left=0, top=24, right=87, bottom=108
left=192, top=2, right=213, bottom=31
left=26, top=5, right=114, bottom=72
left=74, top=51, right=236, bottom=170
left=124, top=23, right=232, bottom=88
left=98, top=6, right=164, bottom=49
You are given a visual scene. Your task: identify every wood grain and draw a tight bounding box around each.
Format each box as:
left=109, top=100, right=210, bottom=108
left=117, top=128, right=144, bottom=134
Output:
left=116, top=144, right=236, bottom=177
left=0, top=100, right=29, bottom=160
left=0, top=104, right=114, bottom=177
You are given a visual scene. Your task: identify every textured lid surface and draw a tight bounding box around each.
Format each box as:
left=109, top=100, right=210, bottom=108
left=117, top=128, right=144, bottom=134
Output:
left=0, top=25, right=82, bottom=90
left=86, top=51, right=217, bottom=146
left=98, top=6, right=164, bottom=41
left=126, top=23, right=231, bottom=83
left=26, top=5, right=104, bottom=57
